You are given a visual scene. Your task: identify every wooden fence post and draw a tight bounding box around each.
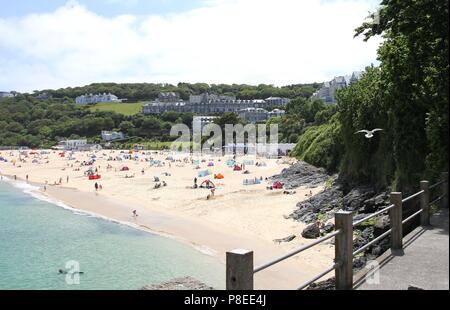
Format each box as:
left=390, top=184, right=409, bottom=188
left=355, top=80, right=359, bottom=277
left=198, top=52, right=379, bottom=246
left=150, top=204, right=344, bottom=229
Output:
left=334, top=211, right=353, bottom=290
left=226, top=249, right=254, bottom=290
left=420, top=181, right=430, bottom=226
left=442, top=172, right=448, bottom=209
left=390, top=192, right=403, bottom=251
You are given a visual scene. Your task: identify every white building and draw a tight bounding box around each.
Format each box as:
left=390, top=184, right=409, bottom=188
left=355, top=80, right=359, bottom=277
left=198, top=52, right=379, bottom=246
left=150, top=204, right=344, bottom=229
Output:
left=101, top=131, right=125, bottom=142
left=57, top=139, right=88, bottom=150
left=312, top=71, right=363, bottom=103
left=75, top=93, right=121, bottom=105
left=265, top=97, right=290, bottom=106
left=268, top=109, right=286, bottom=118
left=0, top=91, right=14, bottom=98
left=238, top=108, right=269, bottom=123
left=192, top=116, right=218, bottom=134
left=238, top=108, right=286, bottom=123
left=223, top=143, right=296, bottom=156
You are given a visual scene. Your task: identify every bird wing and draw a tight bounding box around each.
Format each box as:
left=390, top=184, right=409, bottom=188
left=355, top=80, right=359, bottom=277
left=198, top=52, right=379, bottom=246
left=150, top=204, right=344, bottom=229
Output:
left=372, top=128, right=383, bottom=132
left=355, top=130, right=370, bottom=134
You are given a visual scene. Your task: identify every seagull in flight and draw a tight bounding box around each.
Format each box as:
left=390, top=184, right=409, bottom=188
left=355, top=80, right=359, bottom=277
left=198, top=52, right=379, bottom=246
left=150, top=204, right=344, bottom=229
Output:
left=355, top=128, right=383, bottom=139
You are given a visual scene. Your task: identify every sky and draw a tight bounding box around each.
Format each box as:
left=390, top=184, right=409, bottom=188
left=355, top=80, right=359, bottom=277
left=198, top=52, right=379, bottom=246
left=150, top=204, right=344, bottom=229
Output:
left=0, top=0, right=382, bottom=92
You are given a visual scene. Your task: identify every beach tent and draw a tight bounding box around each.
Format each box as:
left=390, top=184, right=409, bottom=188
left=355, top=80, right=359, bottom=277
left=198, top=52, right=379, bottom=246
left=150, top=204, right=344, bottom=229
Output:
left=226, top=159, right=235, bottom=167
left=198, top=169, right=212, bottom=177
left=32, top=159, right=39, bottom=164
left=243, top=178, right=261, bottom=185
left=200, top=179, right=215, bottom=189
left=243, top=160, right=254, bottom=166
left=208, top=162, right=214, bottom=167
left=233, top=165, right=242, bottom=171
left=88, top=175, right=101, bottom=180
left=272, top=181, right=284, bottom=189
left=120, top=166, right=130, bottom=171
left=166, top=156, right=174, bottom=161
left=214, top=173, right=224, bottom=179
left=192, top=160, right=200, bottom=166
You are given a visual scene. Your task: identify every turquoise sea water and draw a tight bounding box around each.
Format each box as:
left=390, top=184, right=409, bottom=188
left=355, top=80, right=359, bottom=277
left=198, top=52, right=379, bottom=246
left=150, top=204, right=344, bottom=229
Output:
left=0, top=180, right=224, bottom=290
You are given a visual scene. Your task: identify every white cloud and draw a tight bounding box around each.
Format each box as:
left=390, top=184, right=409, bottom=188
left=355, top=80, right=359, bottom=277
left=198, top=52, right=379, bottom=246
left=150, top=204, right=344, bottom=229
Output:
left=0, top=0, right=382, bottom=92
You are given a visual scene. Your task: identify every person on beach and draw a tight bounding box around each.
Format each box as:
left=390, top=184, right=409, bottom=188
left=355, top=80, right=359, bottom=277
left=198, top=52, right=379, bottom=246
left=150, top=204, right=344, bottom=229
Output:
left=67, top=176, right=69, bottom=183
left=26, top=175, right=29, bottom=183
left=94, top=182, right=99, bottom=191
left=132, top=210, right=138, bottom=218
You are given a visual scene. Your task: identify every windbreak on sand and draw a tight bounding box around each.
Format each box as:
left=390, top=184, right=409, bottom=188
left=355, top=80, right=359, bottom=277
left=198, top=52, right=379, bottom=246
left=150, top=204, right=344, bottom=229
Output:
left=198, top=170, right=212, bottom=177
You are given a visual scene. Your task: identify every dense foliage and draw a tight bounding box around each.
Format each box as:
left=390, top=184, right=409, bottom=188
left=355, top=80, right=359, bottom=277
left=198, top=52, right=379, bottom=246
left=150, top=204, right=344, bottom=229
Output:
left=293, top=0, right=449, bottom=191
left=34, top=82, right=320, bottom=102
left=291, top=114, right=342, bottom=172
left=0, top=95, right=193, bottom=148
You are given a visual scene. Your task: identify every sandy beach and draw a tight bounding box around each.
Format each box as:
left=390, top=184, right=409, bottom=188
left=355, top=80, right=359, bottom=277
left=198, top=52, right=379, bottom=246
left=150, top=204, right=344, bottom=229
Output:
left=0, top=149, right=334, bottom=289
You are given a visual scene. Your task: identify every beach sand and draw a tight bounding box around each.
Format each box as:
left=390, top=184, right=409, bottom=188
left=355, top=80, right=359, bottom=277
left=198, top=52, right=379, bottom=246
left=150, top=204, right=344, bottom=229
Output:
left=0, top=149, right=334, bottom=289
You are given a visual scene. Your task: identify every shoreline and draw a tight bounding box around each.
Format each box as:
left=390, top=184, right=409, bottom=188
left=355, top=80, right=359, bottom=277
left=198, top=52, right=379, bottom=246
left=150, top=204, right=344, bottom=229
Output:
left=0, top=150, right=334, bottom=289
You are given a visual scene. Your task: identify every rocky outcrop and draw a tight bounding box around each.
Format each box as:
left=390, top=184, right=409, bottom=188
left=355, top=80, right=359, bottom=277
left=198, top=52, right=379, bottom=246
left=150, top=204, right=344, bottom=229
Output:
left=306, top=278, right=335, bottom=290
left=269, top=161, right=329, bottom=189
left=141, top=277, right=214, bottom=290
left=289, top=185, right=344, bottom=223
left=273, top=235, right=296, bottom=243
left=302, top=223, right=321, bottom=239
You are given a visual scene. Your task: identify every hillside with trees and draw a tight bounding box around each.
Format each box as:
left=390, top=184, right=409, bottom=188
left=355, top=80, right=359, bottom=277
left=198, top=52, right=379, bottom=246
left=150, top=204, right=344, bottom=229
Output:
left=33, top=82, right=320, bottom=102
left=292, top=0, right=449, bottom=191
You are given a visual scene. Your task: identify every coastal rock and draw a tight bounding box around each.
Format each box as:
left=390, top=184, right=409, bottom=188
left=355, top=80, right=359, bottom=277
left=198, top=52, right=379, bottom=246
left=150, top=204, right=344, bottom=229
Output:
left=370, top=238, right=390, bottom=256
left=301, top=223, right=321, bottom=239
left=321, top=223, right=335, bottom=234
left=273, top=235, right=296, bottom=244
left=269, top=161, right=329, bottom=190
left=289, top=185, right=344, bottom=223
left=141, top=277, right=214, bottom=290
left=373, top=215, right=390, bottom=237
left=361, top=192, right=389, bottom=213
left=353, top=227, right=374, bottom=251
left=342, top=186, right=376, bottom=211
left=306, top=278, right=335, bottom=290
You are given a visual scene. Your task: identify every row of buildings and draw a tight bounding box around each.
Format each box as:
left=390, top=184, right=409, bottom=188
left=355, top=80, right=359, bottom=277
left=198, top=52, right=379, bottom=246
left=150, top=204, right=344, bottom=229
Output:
left=311, top=71, right=363, bottom=103
left=142, top=92, right=289, bottom=123
left=191, top=107, right=285, bottom=131
left=75, top=93, right=122, bottom=104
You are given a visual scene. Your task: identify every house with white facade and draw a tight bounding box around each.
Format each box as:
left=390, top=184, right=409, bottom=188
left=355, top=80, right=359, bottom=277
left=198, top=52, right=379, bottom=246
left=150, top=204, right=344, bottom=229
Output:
left=0, top=91, right=14, bottom=98
left=265, top=97, right=290, bottom=106
left=75, top=93, right=121, bottom=105
left=312, top=71, right=363, bottom=103
left=192, top=116, right=218, bottom=134
left=101, top=131, right=125, bottom=142
left=56, top=139, right=88, bottom=150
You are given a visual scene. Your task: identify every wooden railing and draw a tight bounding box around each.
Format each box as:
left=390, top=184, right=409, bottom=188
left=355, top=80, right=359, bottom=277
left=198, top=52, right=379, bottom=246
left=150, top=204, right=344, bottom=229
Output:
left=226, top=172, right=448, bottom=290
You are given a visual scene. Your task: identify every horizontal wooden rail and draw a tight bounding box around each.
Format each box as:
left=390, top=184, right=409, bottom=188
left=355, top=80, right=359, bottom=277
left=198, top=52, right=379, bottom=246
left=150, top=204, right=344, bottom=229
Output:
left=402, top=209, right=423, bottom=225
left=353, top=204, right=394, bottom=227
left=253, top=230, right=341, bottom=273
left=353, top=229, right=392, bottom=256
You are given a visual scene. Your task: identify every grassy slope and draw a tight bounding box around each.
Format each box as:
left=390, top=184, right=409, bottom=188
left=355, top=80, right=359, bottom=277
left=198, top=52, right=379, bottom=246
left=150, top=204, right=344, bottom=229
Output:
left=88, top=102, right=145, bottom=116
